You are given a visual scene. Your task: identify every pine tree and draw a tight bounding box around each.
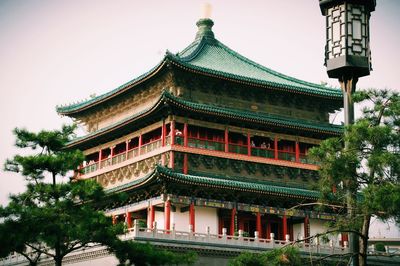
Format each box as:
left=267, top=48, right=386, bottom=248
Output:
left=310, top=89, right=400, bottom=265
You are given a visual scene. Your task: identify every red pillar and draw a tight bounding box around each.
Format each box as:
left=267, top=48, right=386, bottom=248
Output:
left=161, top=120, right=166, bottom=147
left=342, top=233, right=349, bottom=247
left=170, top=121, right=175, bottom=145
left=125, top=140, right=130, bottom=159
left=170, top=151, right=175, bottom=169
left=225, top=128, right=229, bottom=153
left=218, top=215, right=223, bottom=234
left=304, top=215, right=309, bottom=242
left=230, top=208, right=236, bottom=235
left=256, top=212, right=262, bottom=237
left=138, top=134, right=142, bottom=155
left=126, top=212, right=132, bottom=228
left=295, top=141, right=300, bottom=162
left=165, top=200, right=171, bottom=231
left=189, top=202, right=195, bottom=232
left=112, top=215, right=116, bottom=225
left=266, top=215, right=271, bottom=239
left=183, top=154, right=188, bottom=174
left=274, top=137, right=278, bottom=159
left=282, top=214, right=288, bottom=240
left=247, top=132, right=251, bottom=156
left=149, top=205, right=155, bottom=228
left=183, top=123, right=188, bottom=147
left=98, top=149, right=102, bottom=168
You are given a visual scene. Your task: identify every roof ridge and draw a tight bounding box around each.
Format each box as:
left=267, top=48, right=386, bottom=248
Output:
left=155, top=165, right=319, bottom=198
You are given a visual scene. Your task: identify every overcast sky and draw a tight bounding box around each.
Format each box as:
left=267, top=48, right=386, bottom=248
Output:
left=1, top=0, right=399, bottom=236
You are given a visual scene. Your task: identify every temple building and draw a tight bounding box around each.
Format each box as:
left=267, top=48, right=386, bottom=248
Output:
left=57, top=18, right=344, bottom=247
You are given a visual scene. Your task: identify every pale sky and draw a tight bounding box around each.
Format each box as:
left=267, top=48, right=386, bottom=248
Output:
left=0, top=0, right=399, bottom=236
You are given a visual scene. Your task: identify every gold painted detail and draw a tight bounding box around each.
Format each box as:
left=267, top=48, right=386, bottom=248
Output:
left=97, top=155, right=161, bottom=188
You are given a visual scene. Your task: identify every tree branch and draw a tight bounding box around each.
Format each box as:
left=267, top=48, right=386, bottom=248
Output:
left=25, top=243, right=54, bottom=258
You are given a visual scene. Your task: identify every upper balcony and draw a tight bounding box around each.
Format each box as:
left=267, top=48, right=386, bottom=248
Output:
left=77, top=121, right=320, bottom=179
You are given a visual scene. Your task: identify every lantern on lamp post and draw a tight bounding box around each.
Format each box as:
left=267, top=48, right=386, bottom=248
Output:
left=320, top=0, right=375, bottom=125
left=319, top=1, right=376, bottom=265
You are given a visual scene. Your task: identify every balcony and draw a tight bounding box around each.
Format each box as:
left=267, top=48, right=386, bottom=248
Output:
left=123, top=221, right=349, bottom=257
left=78, top=122, right=319, bottom=178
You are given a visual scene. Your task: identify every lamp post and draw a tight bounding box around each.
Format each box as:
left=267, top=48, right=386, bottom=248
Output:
left=319, top=1, right=376, bottom=265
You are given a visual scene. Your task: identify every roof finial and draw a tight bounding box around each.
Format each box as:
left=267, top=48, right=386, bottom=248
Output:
left=202, top=2, right=212, bottom=19
left=195, top=3, right=214, bottom=41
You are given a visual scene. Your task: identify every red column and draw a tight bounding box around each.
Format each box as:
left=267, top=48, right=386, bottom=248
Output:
left=125, top=140, right=130, bottom=159
left=282, top=214, right=287, bottom=240
left=274, top=137, right=278, bottom=159
left=98, top=149, right=102, bottom=168
left=149, top=205, right=155, bottom=228
left=247, top=132, right=251, bottom=156
left=304, top=215, right=309, bottom=242
left=342, top=233, right=349, bottom=247
left=126, top=212, right=132, bottom=228
left=183, top=123, right=188, bottom=147
left=189, top=202, right=195, bottom=232
left=161, top=120, right=166, bottom=147
left=295, top=141, right=300, bottom=162
left=165, top=200, right=171, bottom=231
left=230, top=207, right=236, bottom=235
left=138, top=134, right=142, bottom=155
left=111, top=147, right=114, bottom=157
left=112, top=215, right=116, bottom=225
left=218, top=215, right=223, bottom=234
left=266, top=215, right=271, bottom=239
left=170, top=121, right=175, bottom=145
left=225, top=128, right=229, bottom=153
left=256, top=212, right=262, bottom=237
left=183, top=154, right=188, bottom=174
left=170, top=151, right=175, bottom=169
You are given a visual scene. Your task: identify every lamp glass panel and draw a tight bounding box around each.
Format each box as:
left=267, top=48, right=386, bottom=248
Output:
left=332, top=22, right=340, bottom=43
left=352, top=20, right=362, bottom=40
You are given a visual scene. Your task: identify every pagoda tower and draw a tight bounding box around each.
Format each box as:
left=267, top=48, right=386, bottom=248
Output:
left=57, top=18, right=344, bottom=245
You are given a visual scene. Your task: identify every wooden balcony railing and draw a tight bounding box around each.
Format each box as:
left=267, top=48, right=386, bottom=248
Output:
left=79, top=135, right=316, bottom=177
left=187, top=137, right=225, bottom=151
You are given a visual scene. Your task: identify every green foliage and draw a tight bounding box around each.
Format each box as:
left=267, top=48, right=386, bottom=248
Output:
left=1, top=125, right=197, bottom=266
left=0, top=179, right=124, bottom=265
left=4, top=125, right=84, bottom=182
left=1, top=126, right=120, bottom=265
left=229, top=246, right=301, bottom=266
left=374, top=243, right=386, bottom=252
left=309, top=89, right=400, bottom=261
left=113, top=241, right=197, bottom=266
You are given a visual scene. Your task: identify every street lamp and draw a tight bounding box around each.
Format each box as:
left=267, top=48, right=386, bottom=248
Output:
left=319, top=0, right=376, bottom=265
left=320, top=0, right=375, bottom=124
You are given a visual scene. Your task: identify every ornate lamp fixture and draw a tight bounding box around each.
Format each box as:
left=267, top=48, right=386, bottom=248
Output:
left=320, top=0, right=376, bottom=79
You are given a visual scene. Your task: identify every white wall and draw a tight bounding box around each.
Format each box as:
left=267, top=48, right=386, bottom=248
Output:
left=309, top=219, right=341, bottom=247
left=172, top=206, right=190, bottom=232
left=195, top=207, right=218, bottom=234
left=147, top=205, right=219, bottom=234
left=153, top=210, right=165, bottom=230
left=293, top=223, right=304, bottom=241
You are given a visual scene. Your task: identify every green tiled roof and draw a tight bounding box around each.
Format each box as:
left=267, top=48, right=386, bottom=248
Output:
left=67, top=90, right=342, bottom=148
left=106, top=165, right=319, bottom=199
left=57, top=19, right=342, bottom=115
left=163, top=91, right=343, bottom=135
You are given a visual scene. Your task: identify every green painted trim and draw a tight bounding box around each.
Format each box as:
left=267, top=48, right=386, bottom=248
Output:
left=66, top=90, right=342, bottom=148
left=155, top=166, right=320, bottom=199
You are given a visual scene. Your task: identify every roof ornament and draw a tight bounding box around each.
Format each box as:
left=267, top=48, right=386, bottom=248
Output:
left=202, top=2, right=212, bottom=19
left=195, top=3, right=214, bottom=41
